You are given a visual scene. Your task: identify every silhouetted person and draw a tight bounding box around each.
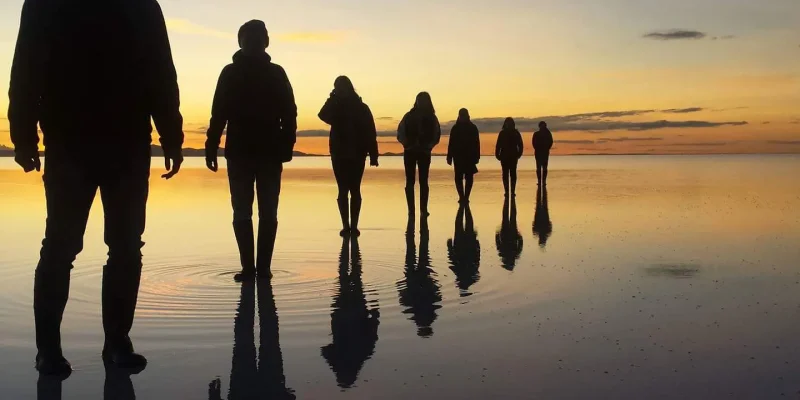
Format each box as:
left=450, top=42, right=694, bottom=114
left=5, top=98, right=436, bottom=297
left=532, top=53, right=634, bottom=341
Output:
left=319, top=76, right=379, bottom=237
left=495, top=117, right=523, bottom=196
left=397, top=92, right=441, bottom=217
left=209, top=280, right=295, bottom=400
left=532, top=187, right=553, bottom=248
left=496, top=196, right=523, bottom=271
left=446, top=108, right=481, bottom=204
left=321, top=236, right=380, bottom=388
left=532, top=121, right=554, bottom=185
left=205, top=20, right=298, bottom=282
left=397, top=216, right=442, bottom=337
left=9, top=0, right=184, bottom=375
left=447, top=204, right=481, bottom=297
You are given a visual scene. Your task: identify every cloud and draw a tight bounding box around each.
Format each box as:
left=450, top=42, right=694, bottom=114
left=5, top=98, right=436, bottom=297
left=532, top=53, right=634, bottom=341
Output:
left=166, top=19, right=234, bottom=39
left=597, top=137, right=664, bottom=143
left=711, top=106, right=749, bottom=112
left=376, top=117, right=396, bottom=121
left=664, top=142, right=729, bottom=147
left=762, top=122, right=771, bottom=125
left=643, top=30, right=707, bottom=40
left=662, top=107, right=704, bottom=114
left=558, top=140, right=596, bottom=145
left=711, top=35, right=736, bottom=40
left=298, top=129, right=395, bottom=137
left=766, top=140, right=800, bottom=145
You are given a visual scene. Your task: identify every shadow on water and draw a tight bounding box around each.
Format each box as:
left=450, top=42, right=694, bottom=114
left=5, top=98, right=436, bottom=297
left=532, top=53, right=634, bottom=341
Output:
left=496, top=196, right=523, bottom=271
left=397, top=216, right=442, bottom=338
left=321, top=237, right=380, bottom=389
left=37, top=362, right=141, bottom=400
left=447, top=204, right=481, bottom=296
left=532, top=186, right=553, bottom=249
left=208, top=280, right=295, bottom=400
left=644, top=264, right=701, bottom=279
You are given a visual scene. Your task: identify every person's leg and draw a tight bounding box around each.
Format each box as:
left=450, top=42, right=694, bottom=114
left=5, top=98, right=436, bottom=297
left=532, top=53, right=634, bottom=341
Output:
left=403, top=152, right=416, bottom=216
left=464, top=172, right=474, bottom=201
left=349, top=159, right=366, bottom=236
left=98, top=155, right=150, bottom=367
left=228, top=159, right=257, bottom=281
left=454, top=169, right=465, bottom=202
left=332, top=159, right=350, bottom=235
left=255, top=162, right=283, bottom=278
left=542, top=153, right=550, bottom=185
left=535, top=155, right=543, bottom=185
left=35, top=154, right=96, bottom=374
left=501, top=163, right=510, bottom=195
left=418, top=153, right=431, bottom=217
left=510, top=160, right=518, bottom=196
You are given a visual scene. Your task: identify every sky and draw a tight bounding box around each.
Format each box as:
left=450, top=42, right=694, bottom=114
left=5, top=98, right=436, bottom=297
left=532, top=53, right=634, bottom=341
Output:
left=1, top=0, right=799, bottom=155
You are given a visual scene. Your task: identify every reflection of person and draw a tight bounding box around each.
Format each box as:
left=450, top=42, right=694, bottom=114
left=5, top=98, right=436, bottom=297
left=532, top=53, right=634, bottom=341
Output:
left=496, top=196, right=524, bottom=271
left=397, top=93, right=441, bottom=217
left=9, top=0, right=184, bottom=375
left=209, top=280, right=295, bottom=400
left=398, top=217, right=442, bottom=337
left=447, top=204, right=481, bottom=297
left=532, top=121, right=554, bottom=186
left=205, top=20, right=298, bottom=282
left=322, top=237, right=380, bottom=388
left=447, top=108, right=481, bottom=204
left=319, top=76, right=379, bottom=237
left=495, top=118, right=523, bottom=197
left=532, top=187, right=553, bottom=248
left=103, top=365, right=140, bottom=400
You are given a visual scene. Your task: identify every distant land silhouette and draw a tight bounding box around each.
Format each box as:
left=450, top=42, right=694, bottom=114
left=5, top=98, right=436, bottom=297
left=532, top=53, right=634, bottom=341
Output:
left=0, top=144, right=318, bottom=158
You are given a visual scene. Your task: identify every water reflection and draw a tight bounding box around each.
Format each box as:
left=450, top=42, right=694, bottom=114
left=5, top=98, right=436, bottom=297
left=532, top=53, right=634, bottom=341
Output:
left=496, top=197, right=523, bottom=271
left=36, top=375, right=68, bottom=400
left=103, top=366, right=138, bottom=400
left=645, top=264, right=701, bottom=279
left=397, top=217, right=442, bottom=338
left=447, top=204, right=481, bottom=297
left=532, top=187, right=553, bottom=249
left=209, top=280, right=294, bottom=400
left=321, top=237, right=380, bottom=389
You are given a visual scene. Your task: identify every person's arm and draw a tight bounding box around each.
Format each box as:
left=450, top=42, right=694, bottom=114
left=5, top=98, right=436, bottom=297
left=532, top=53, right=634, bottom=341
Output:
left=495, top=131, right=502, bottom=159
left=446, top=126, right=455, bottom=164
left=516, top=130, right=524, bottom=158
left=318, top=96, right=335, bottom=125
left=363, top=104, right=379, bottom=162
left=277, top=65, right=298, bottom=149
left=472, top=125, right=481, bottom=164
left=548, top=131, right=554, bottom=151
left=431, top=116, right=442, bottom=148
left=206, top=67, right=230, bottom=151
left=8, top=0, right=45, bottom=171
left=397, top=115, right=407, bottom=146
left=145, top=0, right=184, bottom=164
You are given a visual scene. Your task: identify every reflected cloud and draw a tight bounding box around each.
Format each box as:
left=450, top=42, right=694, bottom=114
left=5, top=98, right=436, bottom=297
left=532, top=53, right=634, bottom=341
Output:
left=209, top=281, right=294, bottom=400
left=532, top=187, right=553, bottom=249
left=321, top=237, right=380, bottom=389
left=644, top=264, right=700, bottom=279
left=447, top=204, right=481, bottom=296
left=398, top=217, right=442, bottom=338
left=496, top=198, right=523, bottom=271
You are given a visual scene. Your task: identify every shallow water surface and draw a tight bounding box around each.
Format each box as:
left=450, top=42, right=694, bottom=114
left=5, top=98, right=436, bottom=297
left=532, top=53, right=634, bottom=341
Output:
left=1, top=155, right=799, bottom=399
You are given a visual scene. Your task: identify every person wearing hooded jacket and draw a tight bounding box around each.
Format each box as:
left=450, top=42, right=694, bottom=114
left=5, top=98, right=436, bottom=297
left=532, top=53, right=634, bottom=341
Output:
left=446, top=108, right=481, bottom=203
left=319, top=76, right=379, bottom=237
left=8, top=0, right=184, bottom=375
left=205, top=20, right=298, bottom=282
left=495, top=117, right=523, bottom=196
left=533, top=121, right=554, bottom=185
left=397, top=92, right=441, bottom=217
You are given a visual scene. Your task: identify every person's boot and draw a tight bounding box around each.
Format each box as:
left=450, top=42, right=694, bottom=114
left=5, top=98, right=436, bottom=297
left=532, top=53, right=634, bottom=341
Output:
left=337, top=197, right=350, bottom=237
left=33, top=264, right=72, bottom=376
left=102, top=257, right=146, bottom=371
left=420, top=185, right=430, bottom=217
left=405, top=187, right=416, bottom=217
left=102, top=335, right=147, bottom=371
left=257, top=220, right=278, bottom=280
left=350, top=196, right=362, bottom=237
left=455, top=178, right=465, bottom=203
left=233, top=220, right=256, bottom=282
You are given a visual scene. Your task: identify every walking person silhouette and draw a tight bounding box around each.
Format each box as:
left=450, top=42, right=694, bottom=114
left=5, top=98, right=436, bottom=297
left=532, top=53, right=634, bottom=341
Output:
left=319, top=76, right=379, bottom=237
left=533, top=121, right=554, bottom=186
left=205, top=20, right=298, bottom=282
left=447, top=108, right=481, bottom=204
left=9, top=0, right=184, bottom=375
left=495, top=118, right=523, bottom=197
left=397, top=92, right=441, bottom=217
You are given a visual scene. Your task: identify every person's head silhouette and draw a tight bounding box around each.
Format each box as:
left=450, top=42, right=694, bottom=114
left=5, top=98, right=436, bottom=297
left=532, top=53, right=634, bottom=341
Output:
left=238, top=20, right=269, bottom=54
left=503, top=117, right=516, bottom=130
left=458, top=108, right=470, bottom=122
left=333, top=76, right=357, bottom=97
left=539, top=121, right=547, bottom=129
left=414, top=92, right=435, bottom=115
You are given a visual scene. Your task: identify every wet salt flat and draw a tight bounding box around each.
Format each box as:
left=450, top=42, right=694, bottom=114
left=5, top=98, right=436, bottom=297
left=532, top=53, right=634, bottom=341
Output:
left=0, top=155, right=799, bottom=399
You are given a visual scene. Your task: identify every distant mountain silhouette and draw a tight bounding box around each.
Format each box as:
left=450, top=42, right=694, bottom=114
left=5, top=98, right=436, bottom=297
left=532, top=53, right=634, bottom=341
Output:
left=0, top=144, right=318, bottom=158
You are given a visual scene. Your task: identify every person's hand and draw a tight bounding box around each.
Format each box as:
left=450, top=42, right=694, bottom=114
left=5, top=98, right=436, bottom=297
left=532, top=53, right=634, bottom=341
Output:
left=14, top=150, right=41, bottom=173
left=370, top=157, right=379, bottom=167
left=447, top=157, right=452, bottom=166
left=205, top=145, right=218, bottom=172
left=161, top=148, right=183, bottom=180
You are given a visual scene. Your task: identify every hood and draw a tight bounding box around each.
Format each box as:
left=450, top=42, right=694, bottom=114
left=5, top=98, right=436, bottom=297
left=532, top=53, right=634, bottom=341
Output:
left=232, top=50, right=272, bottom=64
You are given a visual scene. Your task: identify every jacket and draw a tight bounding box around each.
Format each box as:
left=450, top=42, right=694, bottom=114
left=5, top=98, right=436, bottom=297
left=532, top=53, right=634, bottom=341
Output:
left=533, top=128, right=554, bottom=153
left=8, top=0, right=183, bottom=158
left=397, top=110, right=441, bottom=154
left=206, top=51, right=297, bottom=161
left=447, top=120, right=480, bottom=165
left=318, top=95, right=378, bottom=161
left=495, top=128, right=523, bottom=161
